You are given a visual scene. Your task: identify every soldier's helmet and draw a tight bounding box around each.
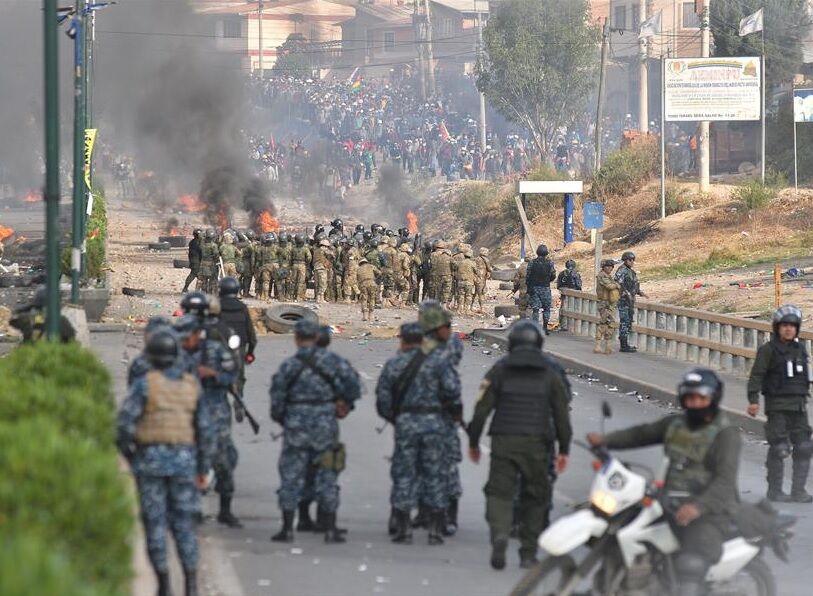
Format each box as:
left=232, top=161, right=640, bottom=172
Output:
left=219, top=276, right=240, bottom=298
left=314, top=224, right=325, bottom=235
left=399, top=243, right=411, bottom=253
left=434, top=240, right=447, bottom=250
left=385, top=229, right=395, bottom=237
left=507, top=320, right=543, bottom=351
left=332, top=218, right=344, bottom=230
left=173, top=314, right=201, bottom=339
left=621, top=251, right=636, bottom=262
left=362, top=231, right=372, bottom=242
left=418, top=299, right=453, bottom=332
left=205, top=229, right=216, bottom=241
left=279, top=233, right=289, bottom=244
left=180, top=291, right=209, bottom=317
left=772, top=305, right=803, bottom=335
left=601, top=258, right=616, bottom=268
left=193, top=228, right=203, bottom=238
left=536, top=244, right=549, bottom=257
left=223, top=233, right=234, bottom=244
left=479, top=247, right=489, bottom=256
left=245, top=230, right=256, bottom=241
left=565, top=259, right=576, bottom=270
left=295, top=234, right=306, bottom=246
left=355, top=224, right=365, bottom=233
left=145, top=329, right=179, bottom=369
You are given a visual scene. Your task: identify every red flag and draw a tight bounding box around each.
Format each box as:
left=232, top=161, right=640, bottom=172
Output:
left=439, top=121, right=450, bottom=142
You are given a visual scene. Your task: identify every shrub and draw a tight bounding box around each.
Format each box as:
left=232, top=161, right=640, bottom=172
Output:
left=0, top=534, right=102, bottom=596
left=0, top=341, right=114, bottom=409
left=732, top=180, right=778, bottom=210
left=85, top=186, right=108, bottom=283
left=0, top=419, right=133, bottom=594
left=0, top=376, right=115, bottom=446
left=590, top=138, right=659, bottom=201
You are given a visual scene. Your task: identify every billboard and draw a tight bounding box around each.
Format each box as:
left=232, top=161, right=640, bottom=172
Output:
left=794, top=89, right=813, bottom=123
left=664, top=57, right=761, bottom=122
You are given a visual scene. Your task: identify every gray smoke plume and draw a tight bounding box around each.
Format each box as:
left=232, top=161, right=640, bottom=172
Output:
left=376, top=164, right=416, bottom=224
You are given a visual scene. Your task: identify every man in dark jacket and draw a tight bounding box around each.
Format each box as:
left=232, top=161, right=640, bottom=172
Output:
left=467, top=320, right=571, bottom=570
left=588, top=368, right=741, bottom=596
left=525, top=244, right=556, bottom=334
left=555, top=259, right=582, bottom=332
left=183, top=229, right=203, bottom=293
left=747, top=305, right=813, bottom=503
left=218, top=277, right=257, bottom=398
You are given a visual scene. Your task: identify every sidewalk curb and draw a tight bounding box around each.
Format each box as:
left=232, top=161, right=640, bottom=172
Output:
left=472, top=328, right=766, bottom=436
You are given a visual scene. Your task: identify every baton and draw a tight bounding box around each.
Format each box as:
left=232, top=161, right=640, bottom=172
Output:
left=228, top=388, right=260, bottom=435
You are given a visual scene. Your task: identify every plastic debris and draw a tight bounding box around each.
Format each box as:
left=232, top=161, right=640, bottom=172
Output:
left=358, top=563, right=368, bottom=572
left=482, top=350, right=492, bottom=355
left=376, top=577, right=391, bottom=584
left=607, top=386, right=619, bottom=392
left=496, top=314, right=507, bottom=327
left=491, top=343, right=500, bottom=349
left=290, top=548, right=303, bottom=555
left=258, top=579, right=271, bottom=587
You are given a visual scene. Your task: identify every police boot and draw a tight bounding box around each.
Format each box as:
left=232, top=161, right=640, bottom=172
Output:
left=411, top=503, right=430, bottom=529
left=427, top=509, right=445, bottom=545
left=315, top=505, right=347, bottom=535
left=620, top=335, right=637, bottom=353
left=217, top=495, right=243, bottom=528
left=297, top=501, right=315, bottom=531
left=791, top=454, right=813, bottom=503
left=766, top=449, right=792, bottom=502
left=271, top=510, right=295, bottom=542
left=388, top=507, right=399, bottom=536
left=323, top=512, right=347, bottom=544
left=490, top=538, right=508, bottom=570
left=675, top=554, right=708, bottom=596
left=157, top=571, right=172, bottom=596
left=184, top=569, right=198, bottom=596
left=442, top=498, right=458, bottom=537
left=391, top=509, right=413, bottom=544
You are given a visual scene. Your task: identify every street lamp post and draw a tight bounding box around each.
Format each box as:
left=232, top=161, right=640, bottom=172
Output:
left=70, top=1, right=86, bottom=304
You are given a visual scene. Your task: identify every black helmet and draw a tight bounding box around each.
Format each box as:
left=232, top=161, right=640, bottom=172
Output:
left=362, top=231, right=372, bottom=242
left=205, top=229, right=216, bottom=241
left=331, top=218, right=343, bottom=230
left=180, top=291, right=209, bottom=316
left=355, top=224, right=365, bottom=233
left=279, top=233, right=289, bottom=244
left=294, top=233, right=305, bottom=245
left=245, top=230, right=256, bottom=241
left=31, top=287, right=47, bottom=310
left=772, top=305, right=802, bottom=335
left=507, top=320, right=543, bottom=351
left=193, top=228, right=203, bottom=238
left=314, top=224, right=325, bottom=235
left=316, top=325, right=332, bottom=348
left=145, top=329, right=179, bottom=369
left=536, top=244, right=548, bottom=257
left=385, top=229, right=395, bottom=237
left=621, top=251, right=636, bottom=262
left=262, top=233, right=274, bottom=245
left=173, top=314, right=201, bottom=340
left=601, top=258, right=616, bottom=268
left=219, top=276, right=240, bottom=298
left=565, top=259, right=576, bottom=270
left=677, top=368, right=723, bottom=420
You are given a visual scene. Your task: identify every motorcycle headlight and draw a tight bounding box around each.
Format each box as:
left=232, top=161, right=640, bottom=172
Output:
left=591, top=490, right=618, bottom=516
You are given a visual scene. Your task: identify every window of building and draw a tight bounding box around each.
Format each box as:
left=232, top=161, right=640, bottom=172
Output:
left=614, top=5, right=627, bottom=31
left=222, top=16, right=242, bottom=38
left=444, top=18, right=454, bottom=36
left=682, top=2, right=701, bottom=29
left=366, top=30, right=374, bottom=53
left=631, top=4, right=640, bottom=31
left=383, top=31, right=395, bottom=52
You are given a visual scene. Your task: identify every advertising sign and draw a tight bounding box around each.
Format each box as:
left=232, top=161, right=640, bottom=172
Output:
left=794, top=89, right=813, bottom=123
left=664, top=57, right=761, bottom=121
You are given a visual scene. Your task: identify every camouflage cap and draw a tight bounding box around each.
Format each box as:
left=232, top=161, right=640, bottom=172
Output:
left=418, top=299, right=453, bottom=332
left=398, top=321, right=424, bottom=343
left=173, top=314, right=201, bottom=339
left=434, top=240, right=447, bottom=250
left=601, top=258, right=616, bottom=268
left=479, top=247, right=489, bottom=256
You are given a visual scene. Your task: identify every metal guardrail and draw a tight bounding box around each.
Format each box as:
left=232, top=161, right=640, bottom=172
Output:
left=560, top=289, right=813, bottom=374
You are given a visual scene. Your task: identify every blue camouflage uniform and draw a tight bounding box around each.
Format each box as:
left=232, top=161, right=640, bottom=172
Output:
left=614, top=264, right=642, bottom=340
left=441, top=335, right=464, bottom=502
left=117, top=365, right=214, bottom=574
left=127, top=354, right=150, bottom=387
left=189, top=338, right=238, bottom=497
left=270, top=346, right=360, bottom=513
left=526, top=257, right=556, bottom=328
left=376, top=340, right=462, bottom=511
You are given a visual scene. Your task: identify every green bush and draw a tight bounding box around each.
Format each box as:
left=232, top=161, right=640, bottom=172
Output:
left=0, top=419, right=133, bottom=594
left=590, top=138, right=659, bottom=201
left=60, top=185, right=108, bottom=282
left=0, top=376, right=114, bottom=446
left=0, top=341, right=114, bottom=409
left=732, top=180, right=779, bottom=210
left=0, top=534, right=102, bottom=596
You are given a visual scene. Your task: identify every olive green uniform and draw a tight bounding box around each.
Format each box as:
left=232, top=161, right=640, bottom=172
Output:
left=276, top=243, right=292, bottom=300
left=357, top=261, right=378, bottom=320
left=430, top=247, right=454, bottom=307
left=474, top=252, right=493, bottom=312
left=467, top=348, right=571, bottom=561
left=199, top=240, right=219, bottom=294
left=312, top=242, right=333, bottom=303
left=342, top=246, right=361, bottom=302
left=256, top=243, right=278, bottom=301
left=290, top=245, right=312, bottom=301
left=454, top=254, right=478, bottom=313
left=512, top=260, right=530, bottom=318
left=220, top=242, right=240, bottom=280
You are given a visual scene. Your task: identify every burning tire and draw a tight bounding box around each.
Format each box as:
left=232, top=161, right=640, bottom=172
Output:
left=264, top=304, right=318, bottom=334
left=148, top=242, right=171, bottom=252
left=173, top=259, right=190, bottom=269
left=158, top=235, right=188, bottom=248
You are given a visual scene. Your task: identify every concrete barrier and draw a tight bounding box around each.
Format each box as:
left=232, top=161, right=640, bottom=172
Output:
left=560, top=289, right=809, bottom=374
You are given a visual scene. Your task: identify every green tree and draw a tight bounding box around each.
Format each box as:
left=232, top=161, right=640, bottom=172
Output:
left=272, top=33, right=312, bottom=79
left=711, top=0, right=810, bottom=86
left=476, top=0, right=598, bottom=157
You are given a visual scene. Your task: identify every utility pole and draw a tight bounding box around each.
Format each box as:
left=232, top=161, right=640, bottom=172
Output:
left=638, top=0, right=649, bottom=133
left=71, top=1, right=86, bottom=304
left=424, top=0, right=436, bottom=97
left=413, top=4, right=427, bottom=100
left=44, top=0, right=62, bottom=340
left=595, top=18, right=609, bottom=172
left=699, top=0, right=710, bottom=192
left=258, top=0, right=264, bottom=78
left=476, top=4, right=486, bottom=151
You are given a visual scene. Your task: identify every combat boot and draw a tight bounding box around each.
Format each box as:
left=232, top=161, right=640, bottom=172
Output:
left=619, top=336, right=637, bottom=353
left=411, top=503, right=430, bottom=529
left=315, top=505, right=347, bottom=535
left=519, top=553, right=538, bottom=569
left=442, top=498, right=458, bottom=537
left=157, top=571, right=172, bottom=596
left=427, top=510, right=445, bottom=545
left=791, top=456, right=813, bottom=503
left=271, top=510, right=295, bottom=542
left=217, top=495, right=243, bottom=528
left=490, top=538, right=507, bottom=570
left=323, top=512, right=347, bottom=544
left=388, top=507, right=398, bottom=536
left=391, top=509, right=413, bottom=544
left=767, top=453, right=792, bottom=502
left=297, top=501, right=315, bottom=531
left=184, top=568, right=198, bottom=596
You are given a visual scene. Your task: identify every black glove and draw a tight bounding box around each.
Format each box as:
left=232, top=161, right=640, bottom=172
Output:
left=233, top=401, right=245, bottom=423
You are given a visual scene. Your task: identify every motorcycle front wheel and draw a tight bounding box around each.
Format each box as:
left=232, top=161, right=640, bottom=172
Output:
left=508, top=555, right=581, bottom=596
left=712, top=557, right=776, bottom=596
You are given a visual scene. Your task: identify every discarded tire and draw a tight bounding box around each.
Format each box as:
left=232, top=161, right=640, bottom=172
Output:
left=264, top=304, right=318, bottom=334
left=491, top=269, right=516, bottom=282
left=147, top=242, right=171, bottom=252
left=0, top=274, right=23, bottom=288
left=498, top=282, right=513, bottom=290
left=173, top=259, right=190, bottom=269
left=494, top=305, right=519, bottom=318
left=122, top=287, right=146, bottom=298
left=158, top=235, right=188, bottom=248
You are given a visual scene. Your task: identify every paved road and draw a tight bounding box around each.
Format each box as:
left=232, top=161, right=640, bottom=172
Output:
left=93, top=333, right=813, bottom=596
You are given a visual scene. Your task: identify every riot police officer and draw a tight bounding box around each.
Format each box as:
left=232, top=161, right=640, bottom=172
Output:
left=747, top=305, right=813, bottom=503
left=525, top=244, right=556, bottom=333
left=183, top=229, right=203, bottom=293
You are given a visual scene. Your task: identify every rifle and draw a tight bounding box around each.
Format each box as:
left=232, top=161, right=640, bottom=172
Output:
left=228, top=385, right=260, bottom=434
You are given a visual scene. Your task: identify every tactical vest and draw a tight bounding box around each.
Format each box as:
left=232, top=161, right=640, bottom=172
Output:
left=357, top=264, right=376, bottom=285
left=526, top=258, right=554, bottom=287
left=596, top=273, right=620, bottom=303
left=291, top=246, right=309, bottom=264
left=664, top=413, right=728, bottom=496
left=135, top=371, right=199, bottom=445
left=489, top=364, right=554, bottom=439
left=220, top=244, right=238, bottom=263
left=762, top=340, right=810, bottom=401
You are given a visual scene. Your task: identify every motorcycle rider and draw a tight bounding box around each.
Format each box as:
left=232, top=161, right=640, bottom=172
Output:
left=747, top=305, right=813, bottom=503
left=587, top=368, right=741, bottom=596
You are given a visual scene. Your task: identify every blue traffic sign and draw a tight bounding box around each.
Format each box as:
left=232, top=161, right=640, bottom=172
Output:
left=583, top=202, right=604, bottom=229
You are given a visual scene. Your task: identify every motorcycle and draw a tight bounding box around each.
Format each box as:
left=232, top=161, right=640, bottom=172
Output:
left=509, top=403, right=795, bottom=596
